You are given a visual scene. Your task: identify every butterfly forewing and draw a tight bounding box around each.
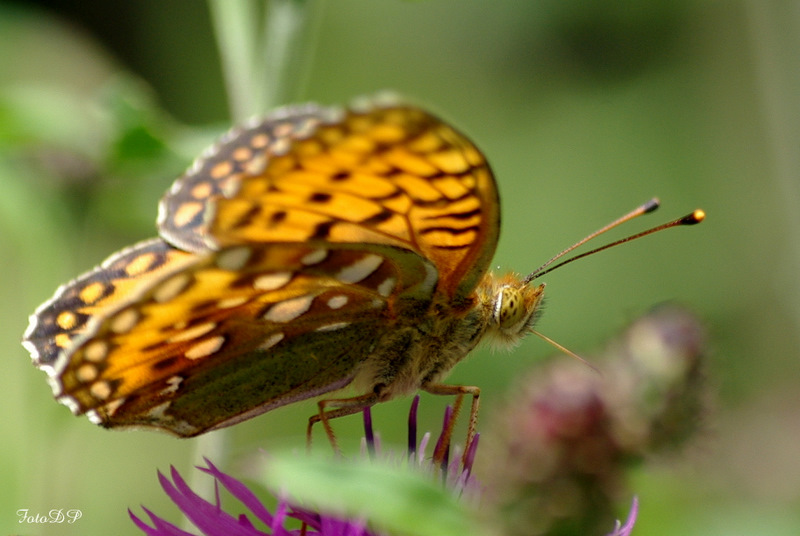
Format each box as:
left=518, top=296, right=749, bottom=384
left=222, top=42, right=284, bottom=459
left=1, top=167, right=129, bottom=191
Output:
left=99, top=318, right=387, bottom=436
left=34, top=234, right=437, bottom=435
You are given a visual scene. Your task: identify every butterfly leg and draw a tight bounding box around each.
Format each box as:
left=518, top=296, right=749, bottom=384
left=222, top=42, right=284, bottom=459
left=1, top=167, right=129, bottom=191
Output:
left=307, top=391, right=381, bottom=454
left=422, top=384, right=481, bottom=466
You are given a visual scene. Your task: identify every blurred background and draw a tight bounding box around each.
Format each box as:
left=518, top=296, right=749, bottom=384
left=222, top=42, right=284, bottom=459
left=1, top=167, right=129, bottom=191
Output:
left=2, top=1, right=799, bottom=534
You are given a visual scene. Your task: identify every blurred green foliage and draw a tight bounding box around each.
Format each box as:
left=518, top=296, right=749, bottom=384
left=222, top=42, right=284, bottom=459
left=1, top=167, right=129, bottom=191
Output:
left=3, top=1, right=799, bottom=535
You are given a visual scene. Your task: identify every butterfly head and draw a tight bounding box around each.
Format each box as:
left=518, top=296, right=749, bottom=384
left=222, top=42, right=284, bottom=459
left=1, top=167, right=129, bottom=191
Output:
left=480, top=273, right=545, bottom=349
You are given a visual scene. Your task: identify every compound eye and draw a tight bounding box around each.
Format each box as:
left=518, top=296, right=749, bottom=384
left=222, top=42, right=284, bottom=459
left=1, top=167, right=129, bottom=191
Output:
left=494, top=286, right=525, bottom=330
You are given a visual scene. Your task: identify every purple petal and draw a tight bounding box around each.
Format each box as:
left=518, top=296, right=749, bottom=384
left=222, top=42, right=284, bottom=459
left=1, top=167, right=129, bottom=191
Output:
left=463, top=432, right=479, bottom=476
left=433, top=405, right=454, bottom=471
left=129, top=506, right=196, bottom=536
left=159, top=466, right=265, bottom=536
left=271, top=495, right=291, bottom=533
left=362, top=406, right=376, bottom=460
left=286, top=505, right=322, bottom=530
left=407, top=395, right=420, bottom=457
left=416, top=432, right=431, bottom=465
left=198, top=458, right=276, bottom=527
left=319, top=514, right=370, bottom=536
left=607, top=496, right=639, bottom=536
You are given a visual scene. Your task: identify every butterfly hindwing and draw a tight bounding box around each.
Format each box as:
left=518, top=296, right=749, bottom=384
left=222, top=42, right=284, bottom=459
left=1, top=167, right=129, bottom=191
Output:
left=158, top=100, right=500, bottom=303
left=23, top=239, right=196, bottom=370
left=157, top=104, right=329, bottom=253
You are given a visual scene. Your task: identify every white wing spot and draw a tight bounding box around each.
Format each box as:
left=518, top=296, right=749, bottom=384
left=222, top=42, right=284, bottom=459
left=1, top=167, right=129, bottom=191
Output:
left=84, top=340, right=108, bottom=362
left=76, top=364, right=98, bottom=382
left=316, top=322, right=350, bottom=332
left=217, top=296, right=248, bottom=309
left=110, top=308, right=140, bottom=334
left=377, top=277, right=396, bottom=297
left=271, top=137, right=290, bottom=155
left=185, top=336, right=226, bottom=360
left=168, top=322, right=217, bottom=343
left=254, top=272, right=292, bottom=291
left=216, top=246, right=252, bottom=271
left=154, top=273, right=192, bottom=303
left=259, top=332, right=285, bottom=351
left=336, top=254, right=382, bottom=284
left=263, top=295, right=314, bottom=323
left=145, top=401, right=171, bottom=421
left=166, top=418, right=201, bottom=437
left=301, top=248, right=328, bottom=265
left=100, top=398, right=125, bottom=418
left=159, top=376, right=183, bottom=395
left=244, top=154, right=267, bottom=175
left=90, top=381, right=112, bottom=401
left=326, top=295, right=348, bottom=309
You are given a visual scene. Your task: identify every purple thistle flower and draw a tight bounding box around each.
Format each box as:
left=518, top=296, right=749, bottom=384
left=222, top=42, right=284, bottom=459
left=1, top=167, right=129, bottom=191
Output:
left=129, top=458, right=380, bottom=536
left=130, top=397, right=478, bottom=536
left=360, top=396, right=481, bottom=501
left=130, top=396, right=636, bottom=536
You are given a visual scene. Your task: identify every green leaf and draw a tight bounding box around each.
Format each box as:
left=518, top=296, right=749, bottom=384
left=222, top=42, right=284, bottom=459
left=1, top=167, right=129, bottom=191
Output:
left=263, top=452, right=483, bottom=536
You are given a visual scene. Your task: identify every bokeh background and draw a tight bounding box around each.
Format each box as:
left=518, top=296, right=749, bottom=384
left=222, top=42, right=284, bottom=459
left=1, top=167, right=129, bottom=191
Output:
left=2, top=1, right=799, bottom=534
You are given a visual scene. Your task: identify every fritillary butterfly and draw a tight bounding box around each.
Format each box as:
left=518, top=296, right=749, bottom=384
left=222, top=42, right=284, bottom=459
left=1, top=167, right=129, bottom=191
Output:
left=22, top=96, right=704, bottom=444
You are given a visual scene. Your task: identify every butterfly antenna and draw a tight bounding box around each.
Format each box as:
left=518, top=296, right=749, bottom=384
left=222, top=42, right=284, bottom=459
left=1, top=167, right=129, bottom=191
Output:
left=530, top=329, right=601, bottom=374
left=523, top=199, right=704, bottom=284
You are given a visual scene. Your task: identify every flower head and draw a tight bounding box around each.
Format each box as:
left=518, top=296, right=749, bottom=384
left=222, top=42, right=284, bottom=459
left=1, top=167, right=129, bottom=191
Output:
left=131, top=390, right=643, bottom=536
left=130, top=397, right=480, bottom=536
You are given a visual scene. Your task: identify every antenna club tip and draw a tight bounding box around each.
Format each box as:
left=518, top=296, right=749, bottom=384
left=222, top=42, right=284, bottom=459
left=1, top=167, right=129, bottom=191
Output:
left=643, top=198, right=660, bottom=213
left=683, top=209, right=705, bottom=225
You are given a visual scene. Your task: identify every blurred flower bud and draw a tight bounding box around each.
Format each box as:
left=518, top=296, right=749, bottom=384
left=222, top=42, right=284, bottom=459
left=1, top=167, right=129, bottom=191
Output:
left=482, top=304, right=707, bottom=536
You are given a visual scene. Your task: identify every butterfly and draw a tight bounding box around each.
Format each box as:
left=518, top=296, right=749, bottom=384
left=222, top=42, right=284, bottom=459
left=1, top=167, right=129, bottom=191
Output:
left=22, top=96, right=703, bottom=447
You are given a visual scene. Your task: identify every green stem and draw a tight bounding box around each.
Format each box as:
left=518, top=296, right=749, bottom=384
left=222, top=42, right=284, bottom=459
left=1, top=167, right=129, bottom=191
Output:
left=209, top=0, right=323, bottom=121
left=187, top=0, right=323, bottom=513
left=259, top=0, right=322, bottom=109
left=208, top=0, right=259, bottom=121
